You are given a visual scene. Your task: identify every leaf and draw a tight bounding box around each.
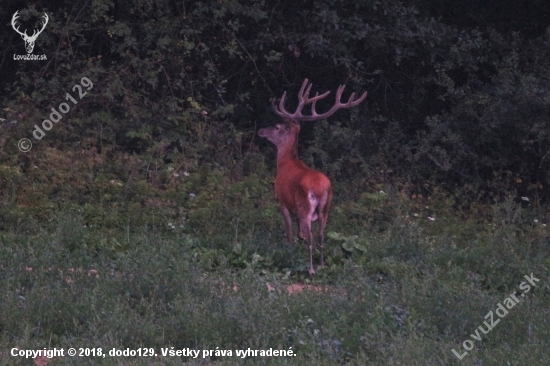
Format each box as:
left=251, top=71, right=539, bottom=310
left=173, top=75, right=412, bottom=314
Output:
left=342, top=241, right=355, bottom=252
left=354, top=243, right=368, bottom=253
left=327, top=231, right=345, bottom=240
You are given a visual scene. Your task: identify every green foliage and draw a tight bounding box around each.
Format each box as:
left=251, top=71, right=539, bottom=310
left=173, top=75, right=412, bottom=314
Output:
left=409, top=30, right=550, bottom=194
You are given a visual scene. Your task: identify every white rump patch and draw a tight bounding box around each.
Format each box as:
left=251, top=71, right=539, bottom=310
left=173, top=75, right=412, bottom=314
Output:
left=308, top=191, right=319, bottom=222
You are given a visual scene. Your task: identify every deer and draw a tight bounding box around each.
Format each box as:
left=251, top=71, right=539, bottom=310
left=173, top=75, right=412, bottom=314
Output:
left=258, top=79, right=367, bottom=274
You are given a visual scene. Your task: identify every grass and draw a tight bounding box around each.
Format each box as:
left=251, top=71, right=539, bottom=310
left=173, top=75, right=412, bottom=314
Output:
left=0, top=197, right=549, bottom=366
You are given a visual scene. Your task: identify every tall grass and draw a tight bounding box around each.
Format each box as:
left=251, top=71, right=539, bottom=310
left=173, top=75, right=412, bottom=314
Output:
left=0, top=196, right=549, bottom=365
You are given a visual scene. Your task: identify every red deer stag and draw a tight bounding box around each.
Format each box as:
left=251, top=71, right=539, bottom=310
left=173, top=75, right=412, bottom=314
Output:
left=258, top=79, right=367, bottom=274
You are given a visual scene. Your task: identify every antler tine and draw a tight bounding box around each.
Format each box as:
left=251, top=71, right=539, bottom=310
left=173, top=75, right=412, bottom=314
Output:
left=272, top=91, right=288, bottom=116
left=11, top=11, right=25, bottom=36
left=298, top=79, right=312, bottom=102
left=346, top=91, right=368, bottom=107
left=39, top=13, right=49, bottom=31
left=310, top=92, right=320, bottom=117
left=307, top=90, right=331, bottom=103
left=293, top=79, right=312, bottom=117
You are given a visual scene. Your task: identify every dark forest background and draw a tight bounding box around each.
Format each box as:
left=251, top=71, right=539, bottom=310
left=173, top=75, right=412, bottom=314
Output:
left=1, top=0, right=550, bottom=211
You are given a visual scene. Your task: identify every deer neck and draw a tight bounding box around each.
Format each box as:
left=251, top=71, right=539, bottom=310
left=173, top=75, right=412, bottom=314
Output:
left=276, top=134, right=299, bottom=170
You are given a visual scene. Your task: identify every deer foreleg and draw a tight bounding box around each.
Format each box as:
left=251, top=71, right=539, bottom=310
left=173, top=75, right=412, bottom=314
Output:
left=280, top=204, right=294, bottom=244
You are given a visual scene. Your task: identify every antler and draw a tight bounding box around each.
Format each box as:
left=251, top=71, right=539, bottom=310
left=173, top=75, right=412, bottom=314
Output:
left=11, top=11, right=26, bottom=37
left=271, top=78, right=367, bottom=122
left=11, top=11, right=49, bottom=40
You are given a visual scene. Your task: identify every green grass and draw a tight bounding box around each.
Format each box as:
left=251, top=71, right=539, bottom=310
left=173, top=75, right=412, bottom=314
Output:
left=0, top=198, right=549, bottom=365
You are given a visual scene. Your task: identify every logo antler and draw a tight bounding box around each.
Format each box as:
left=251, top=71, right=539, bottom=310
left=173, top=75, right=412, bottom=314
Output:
left=12, top=11, right=49, bottom=54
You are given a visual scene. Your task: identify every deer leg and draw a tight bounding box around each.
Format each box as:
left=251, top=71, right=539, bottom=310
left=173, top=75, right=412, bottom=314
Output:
left=304, top=192, right=321, bottom=274
left=280, top=205, right=294, bottom=244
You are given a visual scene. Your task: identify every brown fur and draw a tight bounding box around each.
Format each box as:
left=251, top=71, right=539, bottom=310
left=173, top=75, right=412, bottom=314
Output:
left=258, top=121, right=332, bottom=274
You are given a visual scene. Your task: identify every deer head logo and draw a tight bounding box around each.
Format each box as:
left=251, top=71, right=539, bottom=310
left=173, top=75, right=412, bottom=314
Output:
left=11, top=11, right=49, bottom=54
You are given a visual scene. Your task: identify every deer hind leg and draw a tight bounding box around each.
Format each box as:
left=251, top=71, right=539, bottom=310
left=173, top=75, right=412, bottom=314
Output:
left=297, top=210, right=318, bottom=242
left=297, top=217, right=305, bottom=240
left=299, top=216, right=314, bottom=275
left=301, top=191, right=318, bottom=274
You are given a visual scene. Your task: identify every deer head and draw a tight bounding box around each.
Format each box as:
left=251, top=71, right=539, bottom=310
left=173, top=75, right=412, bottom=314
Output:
left=12, top=11, right=49, bottom=54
